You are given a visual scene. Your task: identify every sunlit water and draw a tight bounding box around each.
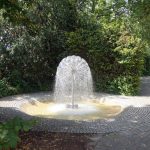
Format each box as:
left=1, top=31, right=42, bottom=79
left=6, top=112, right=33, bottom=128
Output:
left=21, top=101, right=122, bottom=121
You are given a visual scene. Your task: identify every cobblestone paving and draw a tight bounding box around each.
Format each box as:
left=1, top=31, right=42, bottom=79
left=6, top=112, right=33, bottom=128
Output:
left=0, top=92, right=150, bottom=134
left=1, top=92, right=150, bottom=149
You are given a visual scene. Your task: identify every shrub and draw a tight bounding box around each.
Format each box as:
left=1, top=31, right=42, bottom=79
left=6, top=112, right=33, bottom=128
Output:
left=109, top=75, right=140, bottom=95
left=0, top=117, right=37, bottom=150
left=66, top=27, right=144, bottom=95
left=0, top=79, right=18, bottom=98
left=0, top=0, right=146, bottom=96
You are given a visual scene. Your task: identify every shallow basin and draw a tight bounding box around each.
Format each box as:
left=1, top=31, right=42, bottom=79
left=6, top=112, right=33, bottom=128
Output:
left=21, top=100, right=122, bottom=121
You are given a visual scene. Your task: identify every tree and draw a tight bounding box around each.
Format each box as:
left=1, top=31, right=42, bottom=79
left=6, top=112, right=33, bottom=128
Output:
left=0, top=0, right=148, bottom=95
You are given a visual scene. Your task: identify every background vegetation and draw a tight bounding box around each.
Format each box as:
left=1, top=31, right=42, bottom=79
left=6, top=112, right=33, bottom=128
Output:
left=0, top=0, right=150, bottom=96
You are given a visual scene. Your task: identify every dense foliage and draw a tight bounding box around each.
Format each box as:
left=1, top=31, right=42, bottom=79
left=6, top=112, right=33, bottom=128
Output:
left=0, top=117, right=36, bottom=149
left=0, top=0, right=149, bottom=96
left=0, top=79, right=18, bottom=98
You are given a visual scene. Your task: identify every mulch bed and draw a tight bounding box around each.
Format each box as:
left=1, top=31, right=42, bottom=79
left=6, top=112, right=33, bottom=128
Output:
left=16, top=131, right=93, bottom=150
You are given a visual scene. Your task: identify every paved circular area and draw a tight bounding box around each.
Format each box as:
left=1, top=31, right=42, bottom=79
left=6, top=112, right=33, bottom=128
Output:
left=0, top=92, right=150, bottom=134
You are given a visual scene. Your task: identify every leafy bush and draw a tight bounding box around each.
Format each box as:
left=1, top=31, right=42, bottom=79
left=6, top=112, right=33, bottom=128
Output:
left=0, top=79, right=18, bottom=98
left=0, top=0, right=146, bottom=96
left=66, top=25, right=144, bottom=95
left=0, top=117, right=37, bottom=149
left=109, top=76, right=140, bottom=95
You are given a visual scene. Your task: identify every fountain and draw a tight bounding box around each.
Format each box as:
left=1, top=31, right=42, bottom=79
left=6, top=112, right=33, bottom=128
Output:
left=20, top=55, right=121, bottom=121
left=54, top=55, right=93, bottom=109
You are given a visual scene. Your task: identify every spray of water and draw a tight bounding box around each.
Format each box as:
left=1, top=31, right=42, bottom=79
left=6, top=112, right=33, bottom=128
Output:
left=54, top=55, right=93, bottom=108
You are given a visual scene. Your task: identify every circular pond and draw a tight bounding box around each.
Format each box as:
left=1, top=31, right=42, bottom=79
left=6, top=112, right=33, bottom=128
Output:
left=21, top=100, right=122, bottom=121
